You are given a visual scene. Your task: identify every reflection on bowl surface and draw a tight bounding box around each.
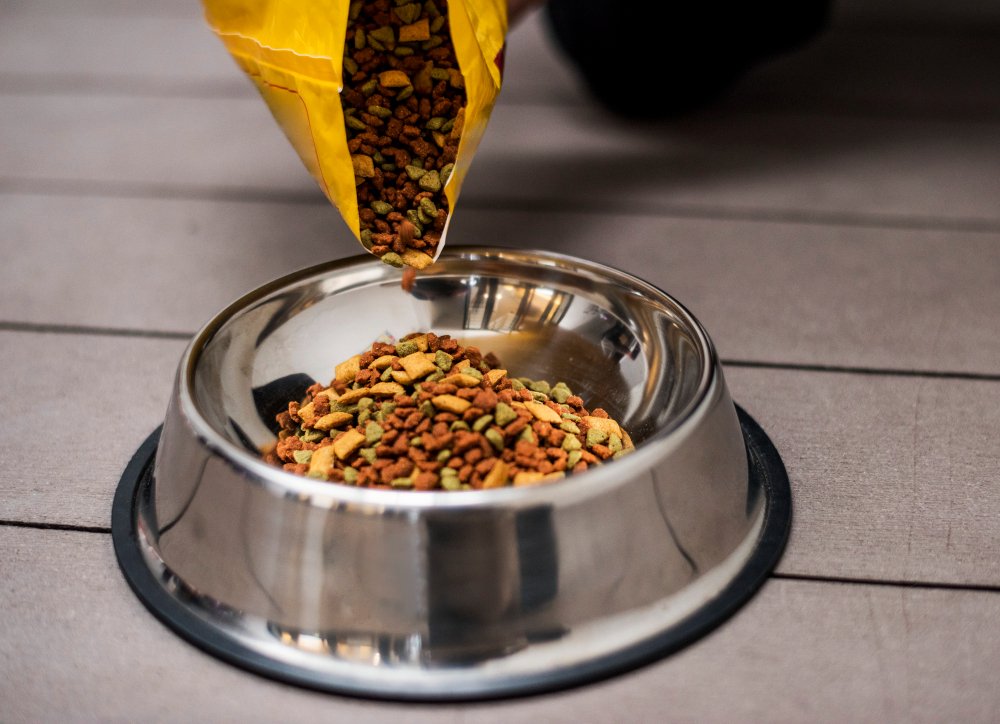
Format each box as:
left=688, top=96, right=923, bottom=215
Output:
left=143, top=247, right=762, bottom=697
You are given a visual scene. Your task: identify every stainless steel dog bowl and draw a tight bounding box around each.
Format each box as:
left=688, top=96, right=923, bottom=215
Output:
left=112, top=247, right=790, bottom=699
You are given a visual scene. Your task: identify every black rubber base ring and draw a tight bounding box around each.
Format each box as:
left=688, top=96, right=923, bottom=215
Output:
left=112, top=404, right=791, bottom=702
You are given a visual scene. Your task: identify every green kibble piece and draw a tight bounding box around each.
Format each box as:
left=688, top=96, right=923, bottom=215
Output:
left=300, top=428, right=323, bottom=443
left=472, top=414, right=494, bottom=432
left=528, top=380, right=551, bottom=395
left=360, top=447, right=378, bottom=464
left=586, top=428, right=608, bottom=448
left=292, top=449, right=313, bottom=464
left=361, top=78, right=378, bottom=96
left=417, top=170, right=441, bottom=192
left=395, top=339, right=419, bottom=356
left=561, top=412, right=581, bottom=421
left=405, top=209, right=424, bottom=229
left=380, top=163, right=396, bottom=172
left=367, top=37, right=385, bottom=51
left=441, top=475, right=461, bottom=491
left=394, top=46, right=414, bottom=57
left=519, top=427, right=535, bottom=443
left=370, top=26, right=395, bottom=45
left=391, top=477, right=414, bottom=489
left=410, top=436, right=423, bottom=447
left=440, top=162, right=454, bottom=185
left=357, top=397, right=374, bottom=410
left=411, top=158, right=423, bottom=169
left=382, top=402, right=397, bottom=415
left=417, top=208, right=433, bottom=225
left=380, top=252, right=404, bottom=268
left=415, top=400, right=432, bottom=419
left=396, top=85, right=413, bottom=101
left=343, top=467, right=359, bottom=485
left=395, top=2, right=421, bottom=23
left=450, top=420, right=469, bottom=432
left=612, top=448, right=633, bottom=459
left=429, top=67, right=450, bottom=81
left=354, top=27, right=366, bottom=50
left=306, top=470, right=328, bottom=480
left=405, top=165, right=426, bottom=181
left=494, top=402, right=517, bottom=427
left=425, top=370, right=443, bottom=382
left=379, top=367, right=394, bottom=382
left=531, top=391, right=548, bottom=402
left=425, top=116, right=445, bottom=131
left=551, top=383, right=572, bottom=403
left=349, top=1, right=363, bottom=20
left=430, top=15, right=445, bottom=32
left=484, top=428, right=504, bottom=452
left=357, top=409, right=371, bottom=425
left=434, top=350, right=452, bottom=371
left=344, top=57, right=359, bottom=75
left=424, top=0, right=441, bottom=17
left=368, top=105, right=392, bottom=118
left=422, top=36, right=443, bottom=50
left=560, top=420, right=581, bottom=435
left=373, top=151, right=385, bottom=165
left=365, top=422, right=384, bottom=444
left=510, top=379, right=525, bottom=391
left=440, top=118, right=455, bottom=133
left=419, top=197, right=437, bottom=216
left=608, top=433, right=623, bottom=454
left=566, top=450, right=583, bottom=468
left=346, top=115, right=367, bottom=131
left=360, top=229, right=373, bottom=248
left=371, top=200, right=393, bottom=215
left=436, top=449, right=452, bottom=462
left=562, top=435, right=582, bottom=452
left=464, top=367, right=484, bottom=382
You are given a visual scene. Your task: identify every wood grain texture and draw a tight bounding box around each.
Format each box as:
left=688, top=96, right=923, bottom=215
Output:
left=2, top=331, right=999, bottom=587
left=5, top=195, right=1000, bottom=375
left=727, top=367, right=1000, bottom=587
left=2, top=526, right=998, bottom=723
left=5, top=92, right=1000, bottom=225
left=0, top=9, right=583, bottom=105
left=0, top=331, right=185, bottom=528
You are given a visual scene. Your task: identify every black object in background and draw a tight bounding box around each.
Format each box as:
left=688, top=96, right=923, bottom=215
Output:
left=545, top=0, right=831, bottom=117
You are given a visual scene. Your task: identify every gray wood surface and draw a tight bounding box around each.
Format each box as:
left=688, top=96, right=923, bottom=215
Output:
left=5, top=194, right=1000, bottom=374
left=3, top=0, right=999, bottom=718
left=2, top=331, right=998, bottom=588
left=4, top=526, right=1000, bottom=724
left=6, top=94, right=1000, bottom=229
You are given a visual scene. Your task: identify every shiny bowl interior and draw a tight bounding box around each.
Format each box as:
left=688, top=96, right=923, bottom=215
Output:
left=140, top=247, right=766, bottom=698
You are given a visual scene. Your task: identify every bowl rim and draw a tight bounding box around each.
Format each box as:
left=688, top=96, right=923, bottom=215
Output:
left=175, top=246, right=720, bottom=511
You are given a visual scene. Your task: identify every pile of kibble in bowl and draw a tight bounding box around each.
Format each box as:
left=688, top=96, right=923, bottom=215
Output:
left=265, top=333, right=634, bottom=490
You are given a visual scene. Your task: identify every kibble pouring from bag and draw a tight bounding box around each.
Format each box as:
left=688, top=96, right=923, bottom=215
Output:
left=204, top=0, right=506, bottom=269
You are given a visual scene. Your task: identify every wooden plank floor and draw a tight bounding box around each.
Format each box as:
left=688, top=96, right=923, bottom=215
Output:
left=2, top=1, right=999, bottom=720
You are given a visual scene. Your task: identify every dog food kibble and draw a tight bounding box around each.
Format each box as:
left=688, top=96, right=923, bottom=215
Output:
left=342, top=0, right=465, bottom=270
left=264, top=333, right=635, bottom=490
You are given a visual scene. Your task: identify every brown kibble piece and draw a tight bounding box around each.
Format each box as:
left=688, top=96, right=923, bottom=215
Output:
left=398, top=19, right=430, bottom=42
left=378, top=70, right=411, bottom=87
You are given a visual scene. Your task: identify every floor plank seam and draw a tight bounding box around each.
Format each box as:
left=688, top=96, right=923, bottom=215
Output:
left=0, top=321, right=191, bottom=341
left=4, top=520, right=997, bottom=596
left=772, top=572, right=1000, bottom=595
left=2, top=321, right=998, bottom=383
left=0, top=519, right=111, bottom=535
left=720, top=359, right=1000, bottom=383
left=4, top=178, right=1000, bottom=235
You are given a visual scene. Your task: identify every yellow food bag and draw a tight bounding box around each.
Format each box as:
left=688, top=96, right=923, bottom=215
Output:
left=203, top=0, right=506, bottom=267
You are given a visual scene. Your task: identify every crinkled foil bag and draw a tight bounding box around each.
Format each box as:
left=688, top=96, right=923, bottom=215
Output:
left=203, top=0, right=506, bottom=260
